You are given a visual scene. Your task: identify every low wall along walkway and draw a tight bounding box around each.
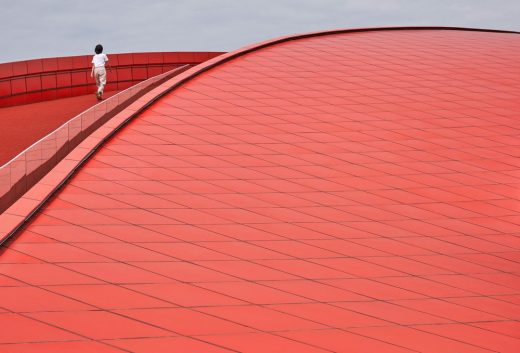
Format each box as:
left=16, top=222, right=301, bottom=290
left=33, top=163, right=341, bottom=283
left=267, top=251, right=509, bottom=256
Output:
left=0, top=52, right=223, bottom=107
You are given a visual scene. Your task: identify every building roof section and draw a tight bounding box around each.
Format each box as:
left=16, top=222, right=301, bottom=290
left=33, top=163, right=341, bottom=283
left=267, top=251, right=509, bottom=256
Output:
left=1, top=28, right=519, bottom=352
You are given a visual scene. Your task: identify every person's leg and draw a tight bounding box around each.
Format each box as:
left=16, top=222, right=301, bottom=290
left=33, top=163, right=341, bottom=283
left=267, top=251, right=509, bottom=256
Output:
left=98, top=68, right=107, bottom=99
left=94, top=68, right=102, bottom=99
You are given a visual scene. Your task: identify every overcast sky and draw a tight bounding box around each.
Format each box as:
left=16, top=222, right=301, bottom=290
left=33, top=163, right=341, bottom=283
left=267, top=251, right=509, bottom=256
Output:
left=2, top=0, right=519, bottom=63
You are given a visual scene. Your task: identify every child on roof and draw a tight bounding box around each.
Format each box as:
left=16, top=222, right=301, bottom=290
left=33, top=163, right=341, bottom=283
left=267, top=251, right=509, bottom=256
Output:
left=91, top=44, right=109, bottom=100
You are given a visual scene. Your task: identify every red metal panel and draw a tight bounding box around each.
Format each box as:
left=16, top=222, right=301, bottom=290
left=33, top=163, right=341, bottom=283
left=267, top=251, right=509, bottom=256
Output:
left=10, top=94, right=26, bottom=105
left=0, top=81, right=11, bottom=96
left=56, top=73, right=71, bottom=88
left=42, top=57, right=58, bottom=72
left=208, top=52, right=224, bottom=59
left=11, top=61, right=28, bottom=76
left=132, top=67, right=147, bottom=80
left=10, top=78, right=27, bottom=94
left=86, top=74, right=95, bottom=86
left=85, top=54, right=93, bottom=67
left=41, top=75, right=57, bottom=90
left=117, top=68, right=132, bottom=81
left=132, top=53, right=148, bottom=65
left=148, top=53, right=164, bottom=64
left=71, top=86, right=88, bottom=96
left=86, top=83, right=97, bottom=92
left=147, top=66, right=163, bottom=77
left=0, top=63, right=13, bottom=79
left=25, top=91, right=42, bottom=103
left=57, top=57, right=73, bottom=71
left=105, top=82, right=118, bottom=92
left=162, top=64, right=177, bottom=72
left=27, top=60, right=43, bottom=74
left=26, top=76, right=42, bottom=92
left=72, top=55, right=90, bottom=69
left=178, top=52, right=196, bottom=63
left=192, top=52, right=208, bottom=62
left=163, top=52, right=180, bottom=64
left=106, top=53, right=118, bottom=66
left=41, top=90, right=57, bottom=101
left=107, top=69, right=118, bottom=82
left=55, top=87, right=71, bottom=98
left=0, top=96, right=11, bottom=107
left=116, top=53, right=133, bottom=66
left=71, top=71, right=87, bottom=86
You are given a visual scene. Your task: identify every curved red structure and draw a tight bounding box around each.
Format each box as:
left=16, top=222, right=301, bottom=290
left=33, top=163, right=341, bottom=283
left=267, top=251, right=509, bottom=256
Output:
left=0, top=64, right=196, bottom=215
left=0, top=27, right=519, bottom=352
left=0, top=52, right=223, bottom=107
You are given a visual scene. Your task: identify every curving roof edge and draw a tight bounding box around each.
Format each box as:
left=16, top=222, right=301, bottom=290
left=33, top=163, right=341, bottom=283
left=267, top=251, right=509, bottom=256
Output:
left=157, top=26, right=519, bottom=98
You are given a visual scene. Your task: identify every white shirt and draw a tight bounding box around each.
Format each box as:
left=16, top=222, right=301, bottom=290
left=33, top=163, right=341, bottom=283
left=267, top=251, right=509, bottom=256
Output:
left=92, top=53, right=109, bottom=68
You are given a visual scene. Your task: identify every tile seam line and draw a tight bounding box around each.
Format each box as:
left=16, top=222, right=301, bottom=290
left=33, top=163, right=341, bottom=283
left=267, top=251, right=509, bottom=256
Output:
left=1, top=26, right=518, bottom=242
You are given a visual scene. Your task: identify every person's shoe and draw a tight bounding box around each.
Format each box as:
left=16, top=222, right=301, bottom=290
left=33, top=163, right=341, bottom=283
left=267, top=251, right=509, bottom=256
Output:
left=96, top=92, right=102, bottom=100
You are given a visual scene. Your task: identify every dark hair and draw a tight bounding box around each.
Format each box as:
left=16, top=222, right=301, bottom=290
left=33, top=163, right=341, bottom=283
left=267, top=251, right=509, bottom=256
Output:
left=95, top=44, right=103, bottom=54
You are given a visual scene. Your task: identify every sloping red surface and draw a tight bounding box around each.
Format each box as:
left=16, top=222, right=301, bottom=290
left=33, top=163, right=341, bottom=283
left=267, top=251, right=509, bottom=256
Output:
left=0, top=91, right=119, bottom=164
left=1, top=29, right=519, bottom=352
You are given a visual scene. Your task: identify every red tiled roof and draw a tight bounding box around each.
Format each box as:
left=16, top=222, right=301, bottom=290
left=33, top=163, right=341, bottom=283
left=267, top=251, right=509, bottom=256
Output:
left=1, top=28, right=519, bottom=352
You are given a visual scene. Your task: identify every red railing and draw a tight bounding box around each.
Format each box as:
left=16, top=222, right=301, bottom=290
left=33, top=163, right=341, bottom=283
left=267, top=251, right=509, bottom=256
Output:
left=0, top=52, right=224, bottom=107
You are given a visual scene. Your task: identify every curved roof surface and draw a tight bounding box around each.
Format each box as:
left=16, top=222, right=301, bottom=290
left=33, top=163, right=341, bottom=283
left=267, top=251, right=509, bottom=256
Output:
left=1, top=28, right=520, bottom=352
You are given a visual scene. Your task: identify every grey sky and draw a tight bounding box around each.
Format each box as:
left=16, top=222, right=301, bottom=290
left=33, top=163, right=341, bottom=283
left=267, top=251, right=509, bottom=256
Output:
left=2, top=0, right=519, bottom=63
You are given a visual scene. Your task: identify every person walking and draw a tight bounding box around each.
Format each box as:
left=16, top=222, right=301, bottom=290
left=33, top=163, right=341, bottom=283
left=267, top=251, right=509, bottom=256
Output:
left=91, top=44, right=109, bottom=100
